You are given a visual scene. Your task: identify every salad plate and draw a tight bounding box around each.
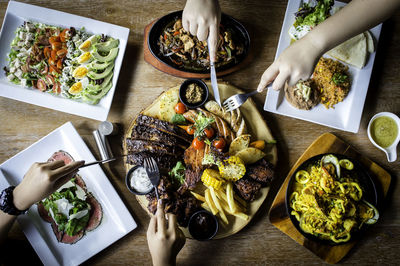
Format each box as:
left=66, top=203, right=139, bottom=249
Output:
left=0, top=1, right=129, bottom=121
left=0, top=122, right=137, bottom=266
left=264, top=0, right=382, bottom=133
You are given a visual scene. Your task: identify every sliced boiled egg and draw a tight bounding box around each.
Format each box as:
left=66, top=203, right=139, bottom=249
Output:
left=77, top=52, right=92, bottom=64
left=78, top=35, right=98, bottom=52
left=68, top=78, right=89, bottom=94
left=72, top=66, right=88, bottom=79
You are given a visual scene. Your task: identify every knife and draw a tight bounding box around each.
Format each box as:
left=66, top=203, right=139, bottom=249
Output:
left=208, top=42, right=221, bottom=106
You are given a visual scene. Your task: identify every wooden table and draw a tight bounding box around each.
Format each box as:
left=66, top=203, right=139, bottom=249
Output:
left=0, top=0, right=399, bottom=265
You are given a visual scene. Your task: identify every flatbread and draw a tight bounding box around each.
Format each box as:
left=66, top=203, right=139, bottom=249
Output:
left=327, top=33, right=367, bottom=69
left=365, top=30, right=375, bottom=53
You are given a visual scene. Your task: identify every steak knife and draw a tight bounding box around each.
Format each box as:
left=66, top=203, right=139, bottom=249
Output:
left=208, top=42, right=221, bottom=106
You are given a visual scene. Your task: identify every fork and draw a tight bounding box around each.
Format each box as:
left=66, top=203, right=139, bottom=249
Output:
left=143, top=157, right=160, bottom=201
left=222, top=90, right=259, bottom=112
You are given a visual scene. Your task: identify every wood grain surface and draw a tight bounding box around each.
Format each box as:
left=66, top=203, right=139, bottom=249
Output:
left=269, top=133, right=391, bottom=264
left=0, top=0, right=399, bottom=265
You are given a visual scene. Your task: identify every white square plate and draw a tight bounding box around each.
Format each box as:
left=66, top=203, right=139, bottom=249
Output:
left=0, top=122, right=137, bottom=266
left=264, top=0, right=381, bottom=133
left=0, top=1, right=130, bottom=121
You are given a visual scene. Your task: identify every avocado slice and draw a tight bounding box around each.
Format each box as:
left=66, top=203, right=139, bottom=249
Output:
left=87, top=64, right=114, bottom=80
left=82, top=80, right=113, bottom=104
left=85, top=72, right=113, bottom=93
left=94, top=39, right=119, bottom=53
left=88, top=61, right=112, bottom=72
left=91, top=47, right=119, bottom=62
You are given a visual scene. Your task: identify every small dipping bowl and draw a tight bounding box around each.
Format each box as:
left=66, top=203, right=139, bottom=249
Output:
left=188, top=210, right=218, bottom=241
left=179, top=79, right=209, bottom=109
left=367, top=112, right=400, bottom=162
left=125, top=165, right=154, bottom=195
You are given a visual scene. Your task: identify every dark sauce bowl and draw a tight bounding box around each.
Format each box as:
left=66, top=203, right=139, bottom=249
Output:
left=125, top=165, right=154, bottom=195
left=188, top=210, right=219, bottom=241
left=179, top=79, right=209, bottom=109
left=285, top=153, right=378, bottom=245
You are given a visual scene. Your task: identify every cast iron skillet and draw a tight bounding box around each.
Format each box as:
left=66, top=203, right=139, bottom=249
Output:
left=148, top=10, right=250, bottom=74
left=285, top=153, right=378, bottom=245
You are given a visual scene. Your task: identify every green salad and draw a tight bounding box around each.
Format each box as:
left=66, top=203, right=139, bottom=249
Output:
left=42, top=178, right=90, bottom=236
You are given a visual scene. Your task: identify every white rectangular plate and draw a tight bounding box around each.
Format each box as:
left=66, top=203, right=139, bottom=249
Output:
left=264, top=0, right=381, bottom=133
left=0, top=1, right=130, bottom=121
left=0, top=122, right=137, bottom=266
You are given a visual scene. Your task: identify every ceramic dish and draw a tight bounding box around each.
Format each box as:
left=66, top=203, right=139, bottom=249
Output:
left=0, top=122, right=137, bottom=266
left=264, top=0, right=382, bottom=133
left=148, top=11, right=250, bottom=74
left=285, top=153, right=378, bottom=245
left=179, top=79, right=209, bottom=108
left=0, top=1, right=129, bottom=121
left=125, top=165, right=154, bottom=195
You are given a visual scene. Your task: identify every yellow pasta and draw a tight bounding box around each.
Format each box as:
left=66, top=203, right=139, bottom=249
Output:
left=289, top=156, right=378, bottom=243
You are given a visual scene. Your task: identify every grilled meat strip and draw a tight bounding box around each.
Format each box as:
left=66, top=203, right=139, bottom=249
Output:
left=234, top=177, right=262, bottom=202
left=146, top=176, right=199, bottom=226
left=136, top=114, right=192, bottom=144
left=126, top=139, right=184, bottom=157
left=245, top=159, right=275, bottom=187
left=183, top=145, right=206, bottom=172
left=131, top=123, right=188, bottom=150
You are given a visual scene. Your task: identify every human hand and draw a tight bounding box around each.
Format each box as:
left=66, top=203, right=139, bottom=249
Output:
left=182, top=0, right=221, bottom=62
left=13, top=160, right=84, bottom=211
left=147, top=201, right=186, bottom=266
left=256, top=36, right=324, bottom=92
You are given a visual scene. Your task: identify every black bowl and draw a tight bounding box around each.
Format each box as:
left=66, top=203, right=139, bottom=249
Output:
left=179, top=79, right=209, bottom=108
left=148, top=10, right=250, bottom=74
left=285, top=153, right=378, bottom=245
left=188, top=210, right=219, bottom=241
left=125, top=165, right=154, bottom=195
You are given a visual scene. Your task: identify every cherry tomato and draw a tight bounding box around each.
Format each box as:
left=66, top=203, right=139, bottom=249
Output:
left=213, top=138, right=226, bottom=150
left=49, top=36, right=61, bottom=44
left=174, top=102, right=187, bottom=114
left=43, top=47, right=51, bottom=59
left=40, top=64, right=48, bottom=75
left=204, top=127, right=214, bottom=139
left=45, top=74, right=55, bottom=85
left=56, top=59, right=63, bottom=70
left=37, top=79, right=47, bottom=92
left=192, top=137, right=205, bottom=150
left=51, top=50, right=58, bottom=61
left=53, top=82, right=61, bottom=94
left=186, top=125, right=195, bottom=135
left=51, top=42, right=62, bottom=51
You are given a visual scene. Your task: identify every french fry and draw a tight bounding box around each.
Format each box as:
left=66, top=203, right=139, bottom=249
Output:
left=220, top=199, right=249, bottom=221
left=191, top=191, right=206, bottom=202
left=201, top=202, right=212, bottom=213
left=205, top=189, right=218, bottom=215
left=215, top=187, right=244, bottom=213
left=210, top=187, right=228, bottom=224
left=226, top=182, right=236, bottom=213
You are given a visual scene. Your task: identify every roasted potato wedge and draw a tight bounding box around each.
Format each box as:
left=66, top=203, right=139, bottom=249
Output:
left=235, top=147, right=266, bottom=164
left=229, top=134, right=251, bottom=155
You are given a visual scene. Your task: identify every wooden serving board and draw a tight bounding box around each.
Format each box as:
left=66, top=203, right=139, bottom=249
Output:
left=143, top=21, right=252, bottom=79
left=269, top=133, right=391, bottom=264
left=123, top=81, right=277, bottom=239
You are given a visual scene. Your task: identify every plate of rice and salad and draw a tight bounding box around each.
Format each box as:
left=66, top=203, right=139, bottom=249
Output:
left=264, top=0, right=382, bottom=133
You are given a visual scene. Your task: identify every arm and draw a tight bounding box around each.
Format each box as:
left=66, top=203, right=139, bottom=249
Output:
left=257, top=0, right=400, bottom=91
left=182, top=0, right=221, bottom=62
left=147, top=201, right=186, bottom=266
left=0, top=160, right=84, bottom=244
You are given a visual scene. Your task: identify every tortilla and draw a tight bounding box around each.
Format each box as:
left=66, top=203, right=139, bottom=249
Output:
left=327, top=33, right=367, bottom=69
left=365, top=30, right=375, bottom=53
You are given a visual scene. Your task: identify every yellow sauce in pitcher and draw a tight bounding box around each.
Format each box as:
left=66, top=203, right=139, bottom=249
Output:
left=370, top=116, right=398, bottom=148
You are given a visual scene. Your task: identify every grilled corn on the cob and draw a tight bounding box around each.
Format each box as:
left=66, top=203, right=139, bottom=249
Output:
left=201, top=169, right=224, bottom=190
left=218, top=156, right=246, bottom=181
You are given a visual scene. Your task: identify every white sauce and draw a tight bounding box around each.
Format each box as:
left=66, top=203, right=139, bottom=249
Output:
left=130, top=167, right=153, bottom=193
